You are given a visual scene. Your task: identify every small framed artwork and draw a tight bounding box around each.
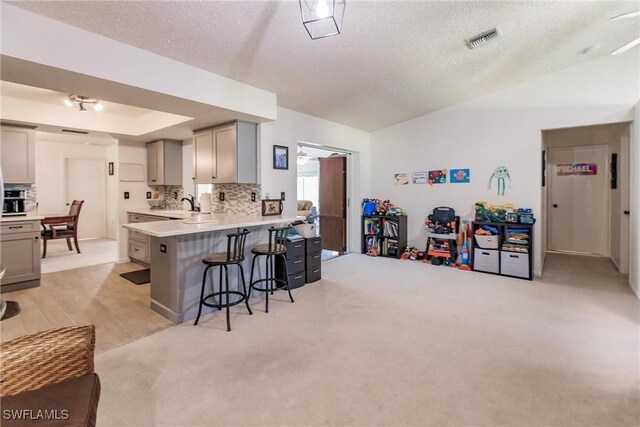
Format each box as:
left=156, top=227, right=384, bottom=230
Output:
left=273, top=145, right=289, bottom=170
left=262, top=199, right=284, bottom=216
left=108, top=162, right=114, bottom=176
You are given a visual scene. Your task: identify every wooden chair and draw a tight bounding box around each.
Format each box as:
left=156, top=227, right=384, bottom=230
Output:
left=41, top=200, right=84, bottom=259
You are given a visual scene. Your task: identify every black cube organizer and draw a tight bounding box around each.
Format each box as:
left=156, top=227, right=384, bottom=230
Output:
left=471, top=222, right=533, bottom=280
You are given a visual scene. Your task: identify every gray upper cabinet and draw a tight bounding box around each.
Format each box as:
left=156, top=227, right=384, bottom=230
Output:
left=193, top=121, right=257, bottom=184
left=146, top=139, right=182, bottom=185
left=1, top=126, right=36, bottom=184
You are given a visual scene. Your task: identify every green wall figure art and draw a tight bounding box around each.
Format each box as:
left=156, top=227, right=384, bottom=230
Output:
left=489, top=166, right=511, bottom=196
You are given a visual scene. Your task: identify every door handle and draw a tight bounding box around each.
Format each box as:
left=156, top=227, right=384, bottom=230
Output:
left=66, top=203, right=70, bottom=206
left=624, top=210, right=630, bottom=215
left=552, top=204, right=558, bottom=208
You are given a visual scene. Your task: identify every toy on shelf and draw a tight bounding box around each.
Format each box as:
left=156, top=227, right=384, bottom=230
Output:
left=476, top=201, right=536, bottom=225
left=362, top=198, right=406, bottom=216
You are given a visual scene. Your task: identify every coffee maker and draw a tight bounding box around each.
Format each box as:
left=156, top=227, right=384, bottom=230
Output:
left=2, top=190, right=26, bottom=216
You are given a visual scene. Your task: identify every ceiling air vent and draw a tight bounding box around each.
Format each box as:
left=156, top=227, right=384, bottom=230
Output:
left=61, top=129, right=89, bottom=135
left=466, top=26, right=502, bottom=49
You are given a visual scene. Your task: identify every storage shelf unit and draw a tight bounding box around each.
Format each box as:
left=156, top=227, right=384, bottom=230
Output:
left=361, top=215, right=408, bottom=258
left=276, top=236, right=322, bottom=288
left=471, top=221, right=534, bottom=280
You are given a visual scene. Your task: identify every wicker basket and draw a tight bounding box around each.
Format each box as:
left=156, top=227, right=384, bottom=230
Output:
left=0, top=325, right=96, bottom=397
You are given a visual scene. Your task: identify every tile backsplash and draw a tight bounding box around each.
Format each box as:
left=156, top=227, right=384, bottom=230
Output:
left=162, top=186, right=185, bottom=210
left=210, top=184, right=262, bottom=215
left=159, top=183, right=262, bottom=215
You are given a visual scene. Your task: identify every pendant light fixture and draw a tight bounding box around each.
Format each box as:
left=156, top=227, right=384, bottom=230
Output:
left=64, top=94, right=104, bottom=112
left=299, top=0, right=346, bottom=40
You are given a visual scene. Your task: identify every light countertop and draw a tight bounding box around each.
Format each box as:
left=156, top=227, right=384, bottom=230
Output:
left=1, top=215, right=44, bottom=223
left=123, top=212, right=301, bottom=237
left=127, top=209, right=201, bottom=219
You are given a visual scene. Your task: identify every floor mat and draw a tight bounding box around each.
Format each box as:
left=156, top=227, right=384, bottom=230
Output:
left=120, top=269, right=150, bottom=285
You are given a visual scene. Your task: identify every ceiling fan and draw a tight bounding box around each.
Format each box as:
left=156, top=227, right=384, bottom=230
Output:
left=297, top=148, right=318, bottom=166
left=610, top=10, right=640, bottom=55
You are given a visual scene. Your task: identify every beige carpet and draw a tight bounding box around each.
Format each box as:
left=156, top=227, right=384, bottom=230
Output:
left=95, top=253, right=639, bottom=426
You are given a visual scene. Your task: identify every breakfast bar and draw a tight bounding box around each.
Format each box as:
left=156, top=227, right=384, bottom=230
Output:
left=123, top=213, right=299, bottom=324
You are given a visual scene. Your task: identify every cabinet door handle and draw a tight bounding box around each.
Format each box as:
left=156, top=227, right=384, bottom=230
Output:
left=293, top=260, right=302, bottom=264
left=293, top=244, right=303, bottom=248
left=8, top=226, right=23, bottom=229
left=151, top=179, right=157, bottom=182
left=482, top=252, right=490, bottom=256
left=312, top=269, right=320, bottom=273
left=294, top=275, right=303, bottom=280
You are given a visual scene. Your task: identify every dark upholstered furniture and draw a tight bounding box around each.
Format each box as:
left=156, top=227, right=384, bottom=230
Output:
left=0, top=325, right=100, bottom=427
left=41, top=200, right=84, bottom=258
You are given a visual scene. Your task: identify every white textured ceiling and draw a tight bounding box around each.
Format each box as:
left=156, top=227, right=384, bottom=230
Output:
left=9, top=1, right=640, bottom=132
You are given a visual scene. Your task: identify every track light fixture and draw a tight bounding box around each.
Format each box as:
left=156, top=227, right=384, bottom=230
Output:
left=64, top=94, right=104, bottom=112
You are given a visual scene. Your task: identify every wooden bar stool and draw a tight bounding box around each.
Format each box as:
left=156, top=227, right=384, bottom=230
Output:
left=249, top=225, right=294, bottom=313
left=194, top=229, right=252, bottom=331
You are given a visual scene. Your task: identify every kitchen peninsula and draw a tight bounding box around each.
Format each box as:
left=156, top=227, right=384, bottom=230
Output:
left=124, top=212, right=300, bottom=324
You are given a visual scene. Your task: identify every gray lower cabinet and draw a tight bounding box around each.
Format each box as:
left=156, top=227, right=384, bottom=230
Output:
left=127, top=213, right=169, bottom=264
left=0, top=220, right=41, bottom=292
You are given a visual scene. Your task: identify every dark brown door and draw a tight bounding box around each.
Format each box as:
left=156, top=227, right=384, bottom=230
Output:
left=319, top=156, right=347, bottom=253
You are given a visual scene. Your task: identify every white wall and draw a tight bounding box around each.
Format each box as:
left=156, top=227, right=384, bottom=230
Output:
left=117, top=140, right=153, bottom=261
left=35, top=133, right=118, bottom=239
left=370, top=52, right=639, bottom=276
left=630, top=102, right=640, bottom=299
left=260, top=107, right=371, bottom=251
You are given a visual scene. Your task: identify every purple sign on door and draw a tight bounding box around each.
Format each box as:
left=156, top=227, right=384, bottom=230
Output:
left=556, top=163, right=598, bottom=176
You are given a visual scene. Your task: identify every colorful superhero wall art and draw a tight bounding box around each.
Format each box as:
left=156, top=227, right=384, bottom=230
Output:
left=427, top=169, right=447, bottom=185
left=489, top=166, right=511, bottom=196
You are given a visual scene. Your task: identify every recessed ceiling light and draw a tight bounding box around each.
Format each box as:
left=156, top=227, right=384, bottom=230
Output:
left=64, top=98, right=74, bottom=107
left=94, top=102, right=104, bottom=111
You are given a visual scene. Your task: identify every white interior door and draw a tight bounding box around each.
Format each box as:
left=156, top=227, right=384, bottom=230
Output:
left=548, top=146, right=608, bottom=255
left=65, top=158, right=106, bottom=239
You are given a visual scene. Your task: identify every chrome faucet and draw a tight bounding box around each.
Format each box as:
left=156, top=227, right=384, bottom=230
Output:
left=181, top=194, right=198, bottom=211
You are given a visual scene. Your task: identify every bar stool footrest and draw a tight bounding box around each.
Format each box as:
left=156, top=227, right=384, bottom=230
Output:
left=250, top=277, right=288, bottom=293
left=202, top=291, right=248, bottom=308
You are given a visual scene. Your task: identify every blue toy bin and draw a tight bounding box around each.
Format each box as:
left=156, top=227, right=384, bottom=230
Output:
left=363, top=202, right=377, bottom=216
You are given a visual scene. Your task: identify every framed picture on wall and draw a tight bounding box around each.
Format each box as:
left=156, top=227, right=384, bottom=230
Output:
left=262, top=199, right=284, bottom=216
left=273, top=145, right=289, bottom=170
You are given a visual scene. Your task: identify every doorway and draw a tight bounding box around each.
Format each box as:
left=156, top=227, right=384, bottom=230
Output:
left=547, top=146, right=608, bottom=255
left=542, top=122, right=631, bottom=274
left=297, top=144, right=350, bottom=260
left=65, top=158, right=106, bottom=239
